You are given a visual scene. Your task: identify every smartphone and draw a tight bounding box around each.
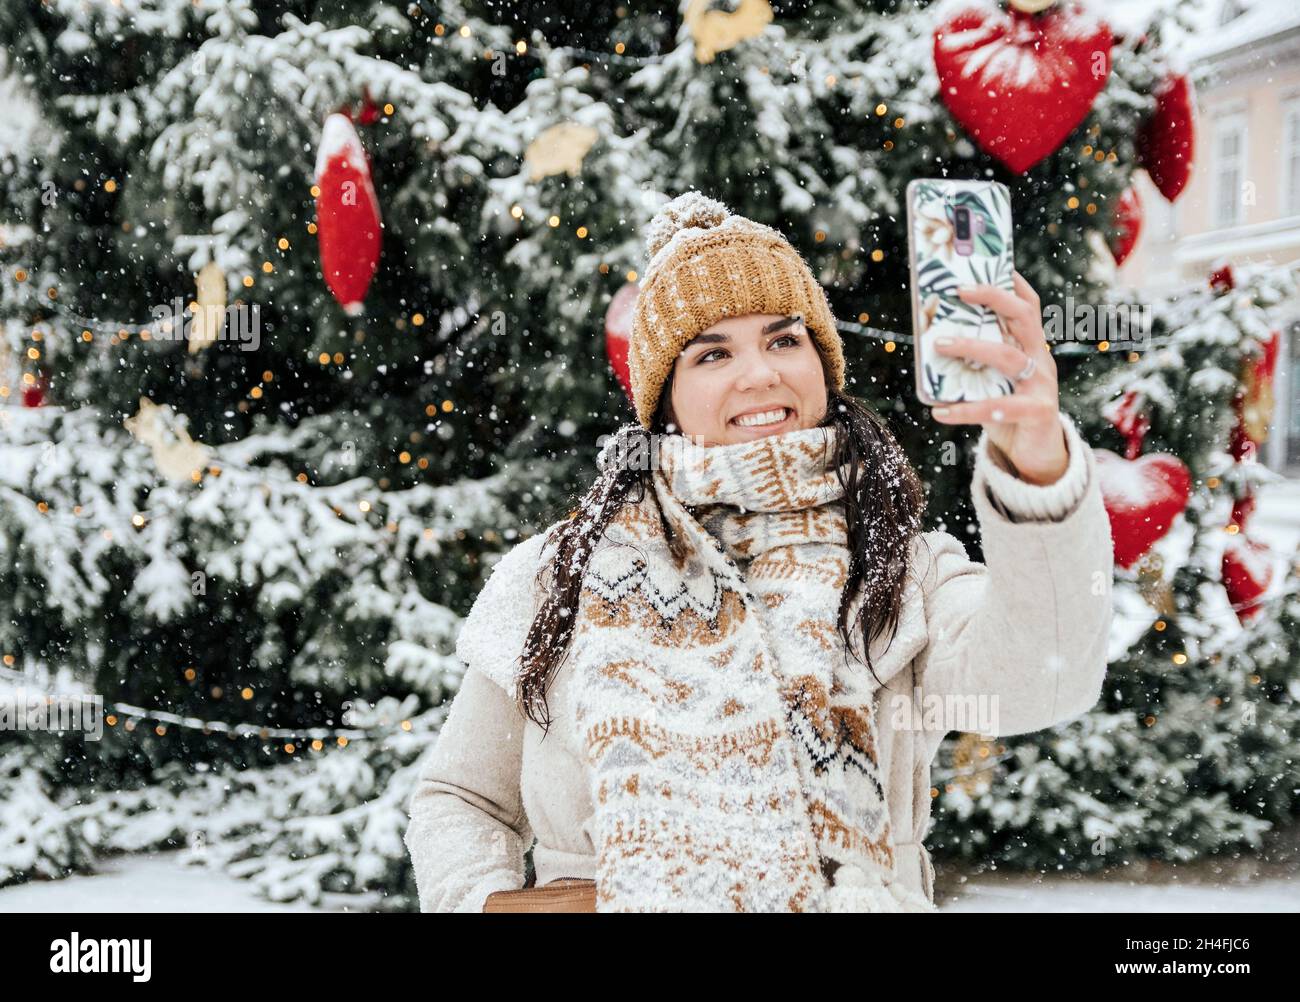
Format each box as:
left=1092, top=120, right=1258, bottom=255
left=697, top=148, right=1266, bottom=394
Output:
left=905, top=178, right=1017, bottom=406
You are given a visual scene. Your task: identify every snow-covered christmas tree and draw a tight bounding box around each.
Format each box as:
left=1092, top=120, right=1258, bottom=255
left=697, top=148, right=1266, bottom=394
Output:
left=1, top=0, right=1297, bottom=907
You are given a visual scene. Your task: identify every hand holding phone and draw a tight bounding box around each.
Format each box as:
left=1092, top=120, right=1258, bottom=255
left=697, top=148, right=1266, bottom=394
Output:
left=906, top=178, right=1017, bottom=405
left=905, top=179, right=1070, bottom=485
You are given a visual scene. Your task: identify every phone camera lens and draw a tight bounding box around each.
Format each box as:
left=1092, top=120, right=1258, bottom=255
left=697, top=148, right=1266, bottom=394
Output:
left=954, top=206, right=971, bottom=240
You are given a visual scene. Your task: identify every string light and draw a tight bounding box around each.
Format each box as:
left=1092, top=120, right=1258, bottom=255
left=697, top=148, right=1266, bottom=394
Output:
left=0, top=665, right=423, bottom=744
left=8, top=299, right=1221, bottom=368
left=930, top=745, right=1016, bottom=783
left=542, top=42, right=667, bottom=67
left=836, top=316, right=915, bottom=345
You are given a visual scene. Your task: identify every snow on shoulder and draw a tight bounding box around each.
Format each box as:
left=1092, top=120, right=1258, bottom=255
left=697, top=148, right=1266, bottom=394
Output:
left=455, top=530, right=554, bottom=699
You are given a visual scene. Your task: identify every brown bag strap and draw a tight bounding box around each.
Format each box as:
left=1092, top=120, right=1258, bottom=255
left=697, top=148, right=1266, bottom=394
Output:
left=482, top=877, right=597, bottom=913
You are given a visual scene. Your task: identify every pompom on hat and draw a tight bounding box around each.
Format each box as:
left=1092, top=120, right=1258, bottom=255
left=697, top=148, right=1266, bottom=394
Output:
left=628, top=191, right=846, bottom=429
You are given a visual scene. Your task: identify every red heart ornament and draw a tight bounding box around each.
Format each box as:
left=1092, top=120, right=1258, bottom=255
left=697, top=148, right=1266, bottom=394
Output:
left=1138, top=74, right=1195, bottom=202
left=604, top=281, right=639, bottom=405
left=1109, top=184, right=1143, bottom=267
left=1222, top=534, right=1272, bottom=622
left=934, top=3, right=1112, bottom=174
left=1094, top=449, right=1191, bottom=569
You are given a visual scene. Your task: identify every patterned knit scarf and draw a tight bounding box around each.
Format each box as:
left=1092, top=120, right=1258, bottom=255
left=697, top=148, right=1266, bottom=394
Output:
left=568, top=422, right=935, bottom=912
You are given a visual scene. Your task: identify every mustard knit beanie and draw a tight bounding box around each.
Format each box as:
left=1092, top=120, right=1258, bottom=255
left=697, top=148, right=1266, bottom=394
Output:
left=628, top=191, right=846, bottom=429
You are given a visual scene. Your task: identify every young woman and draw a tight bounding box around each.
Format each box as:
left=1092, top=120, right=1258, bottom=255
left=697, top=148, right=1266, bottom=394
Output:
left=404, top=192, right=1114, bottom=913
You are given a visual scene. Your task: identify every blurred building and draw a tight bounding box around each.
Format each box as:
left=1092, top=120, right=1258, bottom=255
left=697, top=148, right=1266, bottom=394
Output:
left=1120, top=0, right=1300, bottom=474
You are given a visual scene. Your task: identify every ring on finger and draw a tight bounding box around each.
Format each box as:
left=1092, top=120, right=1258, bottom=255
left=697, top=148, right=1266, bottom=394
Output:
left=1013, top=355, right=1037, bottom=382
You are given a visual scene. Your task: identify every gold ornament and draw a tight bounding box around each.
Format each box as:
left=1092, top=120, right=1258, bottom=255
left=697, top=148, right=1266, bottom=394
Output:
left=684, top=0, right=773, bottom=64
left=1135, top=552, right=1175, bottom=616
left=523, top=123, right=599, bottom=181
left=188, top=262, right=227, bottom=355
left=123, top=397, right=212, bottom=484
left=1008, top=0, right=1057, bottom=13
left=949, top=732, right=998, bottom=796
left=1240, top=354, right=1274, bottom=445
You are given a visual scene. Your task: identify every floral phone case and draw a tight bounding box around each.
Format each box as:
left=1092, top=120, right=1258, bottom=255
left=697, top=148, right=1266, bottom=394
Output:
left=906, top=178, right=1017, bottom=405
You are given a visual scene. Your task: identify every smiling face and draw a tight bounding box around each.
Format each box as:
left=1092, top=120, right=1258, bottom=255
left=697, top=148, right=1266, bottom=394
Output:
left=665, top=313, right=829, bottom=446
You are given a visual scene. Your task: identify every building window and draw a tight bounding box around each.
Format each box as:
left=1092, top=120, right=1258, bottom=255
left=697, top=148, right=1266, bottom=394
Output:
left=1289, top=323, right=1300, bottom=470
left=1285, top=99, right=1300, bottom=217
left=1212, top=115, right=1247, bottom=229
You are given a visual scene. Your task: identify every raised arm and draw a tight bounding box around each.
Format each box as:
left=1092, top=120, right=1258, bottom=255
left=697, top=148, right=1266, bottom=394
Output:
left=915, top=410, right=1114, bottom=743
left=404, top=662, right=535, bottom=912
left=915, top=272, right=1114, bottom=743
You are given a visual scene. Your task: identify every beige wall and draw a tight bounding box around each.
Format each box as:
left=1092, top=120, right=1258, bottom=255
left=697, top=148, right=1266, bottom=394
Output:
left=1177, top=65, right=1300, bottom=233
left=1118, top=29, right=1300, bottom=474
left=1120, top=49, right=1300, bottom=290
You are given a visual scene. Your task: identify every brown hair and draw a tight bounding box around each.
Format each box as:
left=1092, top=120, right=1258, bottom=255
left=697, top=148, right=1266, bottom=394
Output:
left=513, top=333, right=927, bottom=734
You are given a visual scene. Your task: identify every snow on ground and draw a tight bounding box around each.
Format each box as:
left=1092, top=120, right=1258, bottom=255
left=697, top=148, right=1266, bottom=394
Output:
left=0, top=852, right=382, bottom=913
left=936, top=801, right=1300, bottom=913
left=936, top=855, right=1300, bottom=912
left=938, top=874, right=1300, bottom=912
left=1, top=838, right=1296, bottom=912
